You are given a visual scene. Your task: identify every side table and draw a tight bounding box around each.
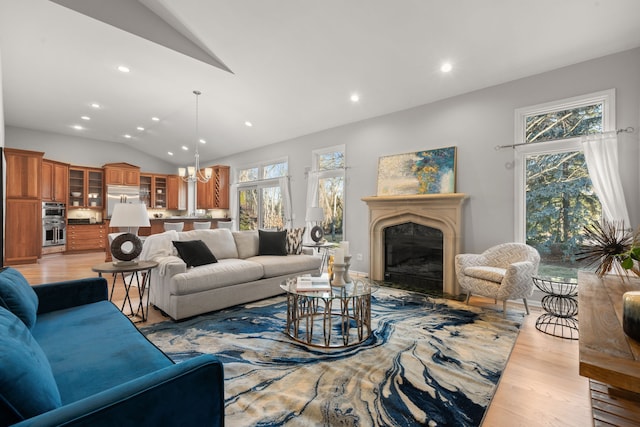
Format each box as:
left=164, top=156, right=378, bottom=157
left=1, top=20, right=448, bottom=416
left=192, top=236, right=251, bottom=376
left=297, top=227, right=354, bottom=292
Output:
left=532, top=275, right=579, bottom=340
left=91, top=261, right=158, bottom=322
left=302, top=242, right=335, bottom=273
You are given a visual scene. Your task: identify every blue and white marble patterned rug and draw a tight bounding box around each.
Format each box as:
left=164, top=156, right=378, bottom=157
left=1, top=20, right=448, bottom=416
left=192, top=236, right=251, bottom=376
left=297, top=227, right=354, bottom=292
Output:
left=141, top=287, right=522, bottom=427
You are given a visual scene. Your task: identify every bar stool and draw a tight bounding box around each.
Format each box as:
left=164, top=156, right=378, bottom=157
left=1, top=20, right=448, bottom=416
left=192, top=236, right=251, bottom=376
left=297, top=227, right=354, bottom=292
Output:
left=163, top=222, right=184, bottom=232
left=193, top=221, right=211, bottom=230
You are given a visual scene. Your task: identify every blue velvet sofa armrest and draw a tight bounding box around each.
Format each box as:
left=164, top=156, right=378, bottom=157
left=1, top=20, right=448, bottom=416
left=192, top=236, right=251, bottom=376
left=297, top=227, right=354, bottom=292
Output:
left=12, top=354, right=224, bottom=427
left=33, top=278, right=109, bottom=315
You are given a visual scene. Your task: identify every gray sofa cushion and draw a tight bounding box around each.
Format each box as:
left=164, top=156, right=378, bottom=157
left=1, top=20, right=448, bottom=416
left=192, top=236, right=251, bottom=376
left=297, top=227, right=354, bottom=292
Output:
left=247, top=255, right=321, bottom=278
left=170, top=259, right=264, bottom=295
left=178, top=229, right=239, bottom=260
left=232, top=231, right=259, bottom=259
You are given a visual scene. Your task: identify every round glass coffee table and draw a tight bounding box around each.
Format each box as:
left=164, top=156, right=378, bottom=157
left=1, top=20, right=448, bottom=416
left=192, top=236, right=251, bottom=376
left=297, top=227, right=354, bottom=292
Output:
left=280, top=277, right=378, bottom=348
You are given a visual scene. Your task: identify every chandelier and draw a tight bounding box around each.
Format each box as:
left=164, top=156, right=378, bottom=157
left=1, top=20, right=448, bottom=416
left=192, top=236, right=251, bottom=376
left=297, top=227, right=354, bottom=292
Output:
left=178, top=90, right=212, bottom=183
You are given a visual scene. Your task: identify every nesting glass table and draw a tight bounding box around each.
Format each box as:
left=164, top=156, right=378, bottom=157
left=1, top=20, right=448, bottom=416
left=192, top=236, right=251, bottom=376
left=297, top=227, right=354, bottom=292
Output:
left=281, top=277, right=378, bottom=348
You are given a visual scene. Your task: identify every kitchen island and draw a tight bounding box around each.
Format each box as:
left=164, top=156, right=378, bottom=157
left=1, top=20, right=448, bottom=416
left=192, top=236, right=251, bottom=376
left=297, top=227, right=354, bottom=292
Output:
left=139, top=218, right=231, bottom=235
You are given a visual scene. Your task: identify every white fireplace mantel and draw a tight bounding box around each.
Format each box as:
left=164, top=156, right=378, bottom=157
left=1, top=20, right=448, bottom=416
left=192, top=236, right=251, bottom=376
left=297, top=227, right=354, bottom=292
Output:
left=362, top=193, right=468, bottom=295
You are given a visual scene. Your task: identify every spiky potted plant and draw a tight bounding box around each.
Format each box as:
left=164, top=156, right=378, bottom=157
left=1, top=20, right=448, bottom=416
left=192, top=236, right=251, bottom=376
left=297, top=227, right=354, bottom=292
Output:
left=576, top=220, right=639, bottom=277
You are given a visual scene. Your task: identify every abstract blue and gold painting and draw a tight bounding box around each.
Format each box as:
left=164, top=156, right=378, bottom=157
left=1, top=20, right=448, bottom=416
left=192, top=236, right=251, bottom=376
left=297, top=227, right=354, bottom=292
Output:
left=377, top=146, right=457, bottom=196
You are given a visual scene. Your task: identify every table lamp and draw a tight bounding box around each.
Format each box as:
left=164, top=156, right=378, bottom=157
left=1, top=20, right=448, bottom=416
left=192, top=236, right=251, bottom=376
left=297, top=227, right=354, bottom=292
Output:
left=109, top=203, right=151, bottom=265
left=306, top=207, right=325, bottom=243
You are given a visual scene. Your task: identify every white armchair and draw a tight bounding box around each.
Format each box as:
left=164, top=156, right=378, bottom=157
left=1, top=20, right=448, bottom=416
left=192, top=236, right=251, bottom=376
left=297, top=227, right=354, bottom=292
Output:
left=455, top=243, right=540, bottom=317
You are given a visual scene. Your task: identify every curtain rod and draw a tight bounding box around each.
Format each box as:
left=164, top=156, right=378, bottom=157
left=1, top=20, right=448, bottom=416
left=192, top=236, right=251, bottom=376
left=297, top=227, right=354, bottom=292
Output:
left=494, top=126, right=636, bottom=151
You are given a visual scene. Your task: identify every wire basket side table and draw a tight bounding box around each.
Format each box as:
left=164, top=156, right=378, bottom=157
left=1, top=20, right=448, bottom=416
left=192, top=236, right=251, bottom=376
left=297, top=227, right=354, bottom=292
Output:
left=533, top=276, right=579, bottom=340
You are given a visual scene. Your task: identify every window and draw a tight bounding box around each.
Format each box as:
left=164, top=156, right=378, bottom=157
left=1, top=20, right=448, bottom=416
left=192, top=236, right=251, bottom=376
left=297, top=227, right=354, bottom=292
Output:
left=515, top=90, right=614, bottom=278
left=237, top=159, right=288, bottom=231
left=310, top=146, right=345, bottom=243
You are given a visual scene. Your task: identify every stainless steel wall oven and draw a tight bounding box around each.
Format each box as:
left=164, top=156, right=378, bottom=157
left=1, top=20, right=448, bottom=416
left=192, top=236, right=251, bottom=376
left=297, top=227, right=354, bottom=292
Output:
left=42, top=202, right=66, bottom=247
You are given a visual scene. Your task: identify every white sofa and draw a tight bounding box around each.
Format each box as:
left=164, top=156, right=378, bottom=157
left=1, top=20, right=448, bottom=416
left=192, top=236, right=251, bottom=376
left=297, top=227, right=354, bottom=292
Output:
left=141, top=228, right=322, bottom=320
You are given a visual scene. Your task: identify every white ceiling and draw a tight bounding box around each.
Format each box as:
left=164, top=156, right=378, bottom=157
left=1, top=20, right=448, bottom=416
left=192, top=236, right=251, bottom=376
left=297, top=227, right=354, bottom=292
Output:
left=1, top=0, right=640, bottom=167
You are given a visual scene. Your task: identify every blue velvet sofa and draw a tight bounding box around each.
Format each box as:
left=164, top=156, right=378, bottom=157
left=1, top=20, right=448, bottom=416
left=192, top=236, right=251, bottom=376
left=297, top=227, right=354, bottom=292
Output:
left=0, top=267, right=224, bottom=426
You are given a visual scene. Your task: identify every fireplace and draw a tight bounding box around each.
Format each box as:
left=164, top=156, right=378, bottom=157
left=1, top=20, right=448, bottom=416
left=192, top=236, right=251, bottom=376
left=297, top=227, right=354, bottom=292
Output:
left=384, top=222, right=443, bottom=289
left=362, top=194, right=467, bottom=295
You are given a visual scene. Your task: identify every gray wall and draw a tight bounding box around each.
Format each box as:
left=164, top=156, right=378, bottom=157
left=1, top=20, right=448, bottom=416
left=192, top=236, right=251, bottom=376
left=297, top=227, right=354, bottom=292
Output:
left=5, top=126, right=176, bottom=173
left=213, top=48, right=640, bottom=273
left=3, top=48, right=639, bottom=275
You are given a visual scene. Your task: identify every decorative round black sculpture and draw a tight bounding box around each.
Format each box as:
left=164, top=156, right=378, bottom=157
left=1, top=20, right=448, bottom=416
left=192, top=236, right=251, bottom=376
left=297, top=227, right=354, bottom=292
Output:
left=310, top=225, right=324, bottom=243
left=111, top=233, right=143, bottom=262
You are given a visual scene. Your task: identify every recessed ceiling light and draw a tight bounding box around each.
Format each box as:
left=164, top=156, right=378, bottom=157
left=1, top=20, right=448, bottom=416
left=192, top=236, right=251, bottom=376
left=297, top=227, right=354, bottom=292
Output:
left=181, top=145, right=188, bottom=151
left=350, top=93, right=360, bottom=103
left=81, top=116, right=91, bottom=121
left=245, top=121, right=253, bottom=127
left=72, top=125, right=83, bottom=130
left=137, top=126, right=145, bottom=131
left=123, top=134, right=132, bottom=139
left=168, top=151, right=174, bottom=156
left=91, top=103, right=101, bottom=109
left=117, top=65, right=130, bottom=73
left=151, top=117, right=160, bottom=122
left=199, top=139, right=206, bottom=144
left=440, top=62, right=453, bottom=73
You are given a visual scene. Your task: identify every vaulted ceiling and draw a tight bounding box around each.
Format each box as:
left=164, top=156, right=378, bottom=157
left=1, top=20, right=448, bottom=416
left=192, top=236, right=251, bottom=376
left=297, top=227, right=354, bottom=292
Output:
left=1, top=0, right=639, bottom=166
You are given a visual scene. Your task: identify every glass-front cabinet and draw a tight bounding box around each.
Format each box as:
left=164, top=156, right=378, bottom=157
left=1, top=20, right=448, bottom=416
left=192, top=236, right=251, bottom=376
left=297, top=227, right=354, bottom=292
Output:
left=140, top=175, right=152, bottom=208
left=87, top=169, right=103, bottom=208
left=69, top=167, right=103, bottom=209
left=140, top=174, right=168, bottom=209
left=154, top=176, right=167, bottom=209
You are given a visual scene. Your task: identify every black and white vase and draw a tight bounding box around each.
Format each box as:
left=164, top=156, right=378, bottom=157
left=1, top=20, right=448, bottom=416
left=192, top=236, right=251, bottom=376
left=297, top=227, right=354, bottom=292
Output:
left=622, top=291, right=640, bottom=342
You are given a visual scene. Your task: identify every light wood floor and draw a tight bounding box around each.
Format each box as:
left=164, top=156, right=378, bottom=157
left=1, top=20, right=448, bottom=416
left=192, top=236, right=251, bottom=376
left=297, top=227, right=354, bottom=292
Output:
left=14, top=252, right=593, bottom=426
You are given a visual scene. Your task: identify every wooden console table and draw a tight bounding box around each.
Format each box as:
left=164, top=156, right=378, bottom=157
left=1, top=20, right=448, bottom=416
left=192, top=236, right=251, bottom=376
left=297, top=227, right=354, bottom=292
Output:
left=578, top=271, right=640, bottom=396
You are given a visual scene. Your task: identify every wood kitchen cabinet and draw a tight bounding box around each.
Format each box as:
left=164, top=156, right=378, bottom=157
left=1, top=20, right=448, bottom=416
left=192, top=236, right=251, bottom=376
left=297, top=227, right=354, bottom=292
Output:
left=166, top=175, right=186, bottom=210
left=140, top=174, right=152, bottom=208
left=42, top=159, right=69, bottom=202
left=103, top=162, right=140, bottom=186
left=153, top=175, right=167, bottom=209
left=69, top=167, right=103, bottom=209
left=5, top=199, right=42, bottom=265
left=66, top=224, right=106, bottom=252
left=4, top=148, right=43, bottom=265
left=141, top=174, right=172, bottom=209
left=4, top=148, right=43, bottom=199
left=196, top=166, right=229, bottom=210
left=196, top=176, right=215, bottom=210
left=213, top=165, right=230, bottom=209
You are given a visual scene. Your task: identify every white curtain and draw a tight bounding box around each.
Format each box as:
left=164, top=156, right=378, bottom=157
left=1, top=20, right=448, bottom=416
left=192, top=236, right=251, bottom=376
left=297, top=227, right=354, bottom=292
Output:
left=279, top=176, right=292, bottom=229
left=582, top=132, right=631, bottom=226
left=304, top=170, right=320, bottom=243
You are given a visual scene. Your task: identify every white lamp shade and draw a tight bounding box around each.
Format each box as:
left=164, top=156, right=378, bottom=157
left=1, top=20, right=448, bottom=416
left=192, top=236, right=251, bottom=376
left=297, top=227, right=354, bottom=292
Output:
left=187, top=166, right=196, bottom=177
left=109, top=203, right=150, bottom=228
left=178, top=167, right=186, bottom=177
left=306, top=207, right=324, bottom=222
left=204, top=167, right=213, bottom=179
